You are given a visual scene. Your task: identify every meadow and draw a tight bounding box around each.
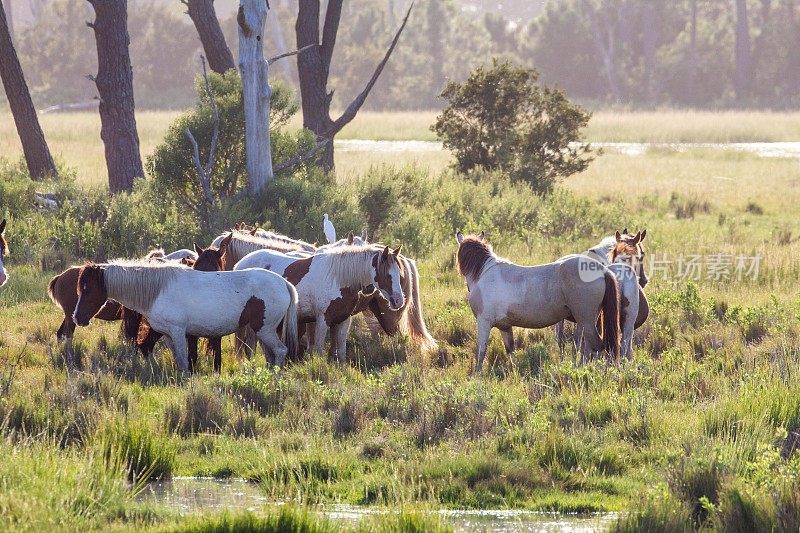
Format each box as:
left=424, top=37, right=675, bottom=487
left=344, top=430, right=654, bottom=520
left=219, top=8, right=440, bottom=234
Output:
left=1, top=109, right=800, bottom=531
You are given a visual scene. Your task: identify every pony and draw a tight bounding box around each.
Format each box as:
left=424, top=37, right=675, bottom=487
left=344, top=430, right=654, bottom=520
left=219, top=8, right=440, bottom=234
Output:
left=144, top=248, right=199, bottom=262
left=556, top=229, right=650, bottom=358
left=48, top=246, right=218, bottom=360
left=212, top=230, right=312, bottom=269
left=233, top=245, right=405, bottom=363
left=73, top=261, right=299, bottom=371
left=456, top=231, right=621, bottom=371
left=133, top=235, right=232, bottom=372
left=0, top=219, right=8, bottom=287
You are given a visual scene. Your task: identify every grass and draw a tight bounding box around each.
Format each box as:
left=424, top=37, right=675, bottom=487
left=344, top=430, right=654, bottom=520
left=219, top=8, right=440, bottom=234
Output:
left=2, top=109, right=800, bottom=530
left=4, top=109, right=800, bottom=186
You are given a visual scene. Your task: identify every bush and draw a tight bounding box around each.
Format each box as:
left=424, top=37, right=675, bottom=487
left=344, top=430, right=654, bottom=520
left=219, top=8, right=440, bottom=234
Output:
left=432, top=59, right=594, bottom=195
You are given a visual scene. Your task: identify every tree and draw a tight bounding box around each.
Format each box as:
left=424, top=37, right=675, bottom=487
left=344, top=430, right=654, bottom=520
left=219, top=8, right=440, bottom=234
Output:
left=238, top=0, right=273, bottom=193
left=182, top=0, right=236, bottom=74
left=0, top=0, right=58, bottom=180
left=295, top=0, right=413, bottom=171
left=734, top=0, right=754, bottom=102
left=432, top=59, right=594, bottom=196
left=87, top=0, right=144, bottom=193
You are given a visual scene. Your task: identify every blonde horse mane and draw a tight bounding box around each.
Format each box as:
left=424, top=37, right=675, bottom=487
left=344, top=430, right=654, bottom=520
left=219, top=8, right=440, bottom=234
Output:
left=103, top=260, right=186, bottom=312
left=225, top=231, right=307, bottom=263
left=321, top=245, right=381, bottom=288
left=399, top=257, right=437, bottom=350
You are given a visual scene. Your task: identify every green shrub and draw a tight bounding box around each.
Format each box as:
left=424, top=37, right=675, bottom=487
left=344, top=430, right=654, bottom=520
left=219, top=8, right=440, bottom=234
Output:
left=432, top=59, right=594, bottom=195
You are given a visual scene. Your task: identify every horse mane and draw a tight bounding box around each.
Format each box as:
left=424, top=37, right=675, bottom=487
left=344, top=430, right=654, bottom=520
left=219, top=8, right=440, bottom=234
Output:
left=224, top=231, right=307, bottom=263
left=457, top=237, right=494, bottom=281
left=399, top=257, right=437, bottom=350
left=586, top=236, right=616, bottom=262
left=102, top=260, right=187, bottom=312
left=254, top=229, right=317, bottom=252
left=611, top=237, right=640, bottom=263
left=322, top=245, right=382, bottom=287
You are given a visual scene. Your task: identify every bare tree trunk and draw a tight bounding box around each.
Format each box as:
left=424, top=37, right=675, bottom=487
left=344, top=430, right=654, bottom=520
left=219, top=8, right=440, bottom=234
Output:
left=183, top=0, right=235, bottom=74
left=734, top=0, right=753, bottom=103
left=686, top=0, right=699, bottom=104
left=296, top=0, right=412, bottom=171
left=87, top=0, right=144, bottom=194
left=583, top=0, right=622, bottom=102
left=238, top=0, right=273, bottom=193
left=641, top=1, right=657, bottom=105
left=0, top=0, right=58, bottom=180
left=4, top=0, right=11, bottom=41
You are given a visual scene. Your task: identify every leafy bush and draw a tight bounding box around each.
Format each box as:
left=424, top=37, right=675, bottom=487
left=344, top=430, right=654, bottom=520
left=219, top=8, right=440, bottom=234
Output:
left=432, top=59, right=594, bottom=195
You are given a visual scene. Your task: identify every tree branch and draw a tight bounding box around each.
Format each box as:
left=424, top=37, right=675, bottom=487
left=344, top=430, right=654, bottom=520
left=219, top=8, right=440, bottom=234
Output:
left=273, top=138, right=330, bottom=174
left=267, top=43, right=315, bottom=65
left=328, top=1, right=413, bottom=135
left=184, top=55, right=219, bottom=206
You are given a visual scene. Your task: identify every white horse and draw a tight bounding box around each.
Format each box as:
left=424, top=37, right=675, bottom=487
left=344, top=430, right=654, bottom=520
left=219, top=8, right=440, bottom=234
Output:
left=72, top=261, right=299, bottom=371
left=144, top=248, right=199, bottom=263
left=456, top=231, right=621, bottom=372
left=234, top=245, right=406, bottom=363
left=0, top=219, right=8, bottom=287
left=556, top=229, right=649, bottom=359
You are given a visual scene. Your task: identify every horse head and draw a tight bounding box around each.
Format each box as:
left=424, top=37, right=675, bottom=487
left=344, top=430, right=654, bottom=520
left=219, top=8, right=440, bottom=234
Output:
left=74, top=263, right=107, bottom=326
left=373, top=245, right=405, bottom=311
left=194, top=233, right=231, bottom=272
left=613, top=229, right=648, bottom=288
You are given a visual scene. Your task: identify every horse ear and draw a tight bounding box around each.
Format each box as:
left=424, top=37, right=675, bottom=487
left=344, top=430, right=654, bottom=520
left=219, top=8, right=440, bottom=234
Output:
left=361, top=228, right=368, bottom=241
left=478, top=231, right=485, bottom=241
left=0, top=219, right=5, bottom=233
left=631, top=231, right=642, bottom=245
left=615, top=231, right=622, bottom=242
left=193, top=242, right=203, bottom=255
left=622, top=227, right=629, bottom=235
left=220, top=232, right=233, bottom=252
left=381, top=246, right=390, bottom=259
left=456, top=230, right=464, bottom=244
left=347, top=231, right=354, bottom=245
left=640, top=229, right=647, bottom=241
left=393, top=245, right=402, bottom=256
left=249, top=228, right=257, bottom=236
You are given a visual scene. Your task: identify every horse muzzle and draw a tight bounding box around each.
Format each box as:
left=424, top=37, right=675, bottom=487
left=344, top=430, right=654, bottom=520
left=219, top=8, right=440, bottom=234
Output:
left=388, top=294, right=405, bottom=311
left=72, top=312, right=91, bottom=327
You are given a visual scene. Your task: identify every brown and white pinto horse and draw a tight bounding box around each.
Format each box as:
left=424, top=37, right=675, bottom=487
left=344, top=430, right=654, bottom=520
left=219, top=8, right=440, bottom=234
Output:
left=73, top=261, right=298, bottom=371
left=132, top=235, right=232, bottom=372
left=234, top=245, right=406, bottom=363
left=456, top=231, right=621, bottom=371
left=0, top=219, right=8, bottom=287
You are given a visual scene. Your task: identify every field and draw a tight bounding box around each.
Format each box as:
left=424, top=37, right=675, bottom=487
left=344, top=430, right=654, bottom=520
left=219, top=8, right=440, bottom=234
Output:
left=1, top=110, right=800, bottom=531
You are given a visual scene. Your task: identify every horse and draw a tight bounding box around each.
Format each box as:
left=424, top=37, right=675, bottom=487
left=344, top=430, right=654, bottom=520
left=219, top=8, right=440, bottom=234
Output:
left=132, top=235, right=232, bottom=372
left=48, top=246, right=215, bottom=360
left=456, top=231, right=621, bottom=372
left=234, top=245, right=406, bottom=363
left=144, top=248, right=199, bottom=262
left=556, top=229, right=650, bottom=358
left=0, top=219, right=8, bottom=287
left=73, top=261, right=299, bottom=371
left=606, top=263, right=640, bottom=359
left=212, top=230, right=312, bottom=269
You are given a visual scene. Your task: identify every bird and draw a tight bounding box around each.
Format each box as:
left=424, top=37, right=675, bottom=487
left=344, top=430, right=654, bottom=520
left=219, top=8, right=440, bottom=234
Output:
left=323, top=213, right=336, bottom=244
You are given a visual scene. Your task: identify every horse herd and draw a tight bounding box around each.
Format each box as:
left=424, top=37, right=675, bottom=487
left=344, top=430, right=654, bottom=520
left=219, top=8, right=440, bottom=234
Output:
left=0, top=217, right=650, bottom=374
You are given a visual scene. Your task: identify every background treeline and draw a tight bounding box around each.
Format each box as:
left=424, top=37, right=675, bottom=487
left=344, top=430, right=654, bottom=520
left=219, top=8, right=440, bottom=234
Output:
left=3, top=0, right=800, bottom=111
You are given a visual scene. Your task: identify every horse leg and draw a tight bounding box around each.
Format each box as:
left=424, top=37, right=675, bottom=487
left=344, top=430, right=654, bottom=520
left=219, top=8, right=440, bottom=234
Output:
left=234, top=326, right=255, bottom=359
left=57, top=315, right=76, bottom=362
left=475, top=319, right=492, bottom=373
left=258, top=329, right=288, bottom=369
left=210, top=337, right=222, bottom=373
left=312, top=316, right=328, bottom=356
left=576, top=319, right=604, bottom=363
left=187, top=335, right=198, bottom=373
left=499, top=326, right=515, bottom=354
left=554, top=321, right=565, bottom=356
left=330, top=317, right=352, bottom=365
left=164, top=332, right=190, bottom=374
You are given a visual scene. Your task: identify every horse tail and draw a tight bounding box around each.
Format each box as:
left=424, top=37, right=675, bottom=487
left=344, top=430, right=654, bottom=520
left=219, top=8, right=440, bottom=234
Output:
left=602, top=269, right=621, bottom=364
left=403, top=258, right=438, bottom=351
left=47, top=274, right=61, bottom=308
left=281, top=280, right=299, bottom=362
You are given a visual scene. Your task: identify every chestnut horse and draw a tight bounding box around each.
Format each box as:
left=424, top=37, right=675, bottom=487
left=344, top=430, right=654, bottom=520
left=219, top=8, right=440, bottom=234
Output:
left=456, top=231, right=621, bottom=371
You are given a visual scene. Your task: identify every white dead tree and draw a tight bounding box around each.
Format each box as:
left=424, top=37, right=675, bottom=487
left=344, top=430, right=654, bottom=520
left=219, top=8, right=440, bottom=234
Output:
left=237, top=0, right=272, bottom=194
left=185, top=56, right=218, bottom=208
